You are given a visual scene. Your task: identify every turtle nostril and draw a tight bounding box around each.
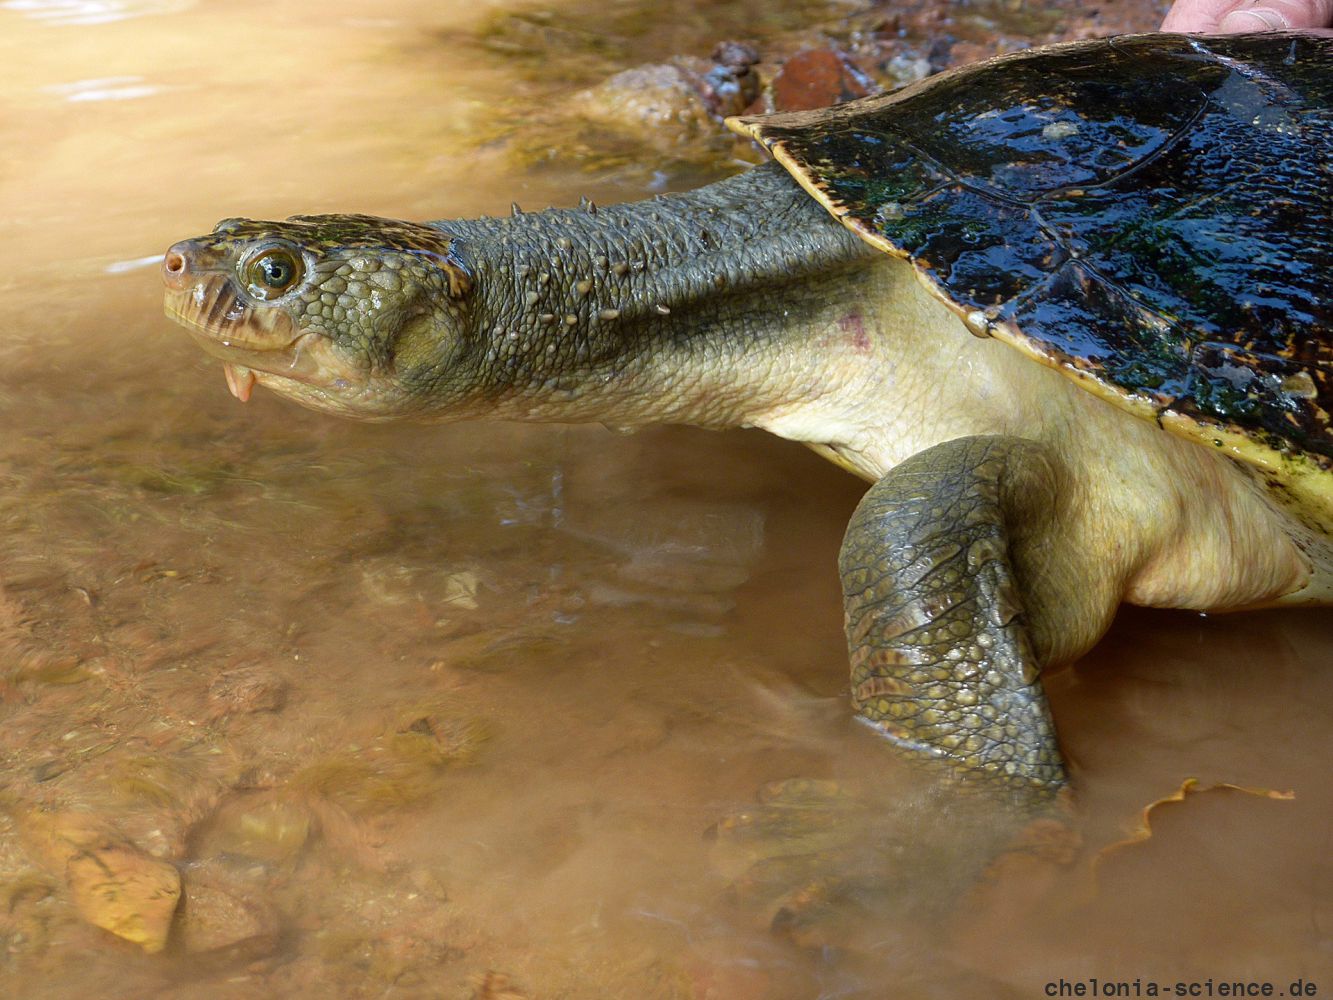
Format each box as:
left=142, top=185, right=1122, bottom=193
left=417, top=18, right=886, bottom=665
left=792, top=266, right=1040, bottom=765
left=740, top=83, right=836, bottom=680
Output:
left=161, top=244, right=195, bottom=290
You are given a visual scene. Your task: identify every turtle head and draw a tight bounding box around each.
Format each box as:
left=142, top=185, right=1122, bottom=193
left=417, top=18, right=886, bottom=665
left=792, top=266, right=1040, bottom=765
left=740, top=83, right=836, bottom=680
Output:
left=162, top=215, right=475, bottom=420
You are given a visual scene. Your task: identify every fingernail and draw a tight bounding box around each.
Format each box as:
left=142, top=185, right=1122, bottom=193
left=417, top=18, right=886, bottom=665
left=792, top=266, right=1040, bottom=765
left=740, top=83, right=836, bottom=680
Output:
left=1218, top=7, right=1289, bottom=31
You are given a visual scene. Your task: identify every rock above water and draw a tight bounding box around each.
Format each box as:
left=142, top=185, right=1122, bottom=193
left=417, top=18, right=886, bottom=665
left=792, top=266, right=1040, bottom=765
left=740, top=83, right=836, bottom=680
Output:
left=769, top=48, right=874, bottom=112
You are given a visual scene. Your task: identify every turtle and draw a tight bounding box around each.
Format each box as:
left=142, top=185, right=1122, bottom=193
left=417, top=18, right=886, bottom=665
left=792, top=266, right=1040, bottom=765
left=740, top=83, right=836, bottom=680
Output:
left=161, top=32, right=1332, bottom=808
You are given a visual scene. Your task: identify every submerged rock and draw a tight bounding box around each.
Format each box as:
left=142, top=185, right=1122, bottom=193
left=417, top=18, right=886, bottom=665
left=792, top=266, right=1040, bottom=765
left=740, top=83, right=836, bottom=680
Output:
left=206, top=665, right=289, bottom=719
left=20, top=811, right=182, bottom=952
left=175, top=876, right=282, bottom=956
left=66, top=842, right=181, bottom=953
left=192, top=793, right=315, bottom=866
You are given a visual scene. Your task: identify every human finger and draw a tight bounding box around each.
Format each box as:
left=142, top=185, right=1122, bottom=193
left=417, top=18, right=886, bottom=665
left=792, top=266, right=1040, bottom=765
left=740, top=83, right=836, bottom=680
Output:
left=1161, top=0, right=1333, bottom=30
left=1161, top=0, right=1239, bottom=31
left=1215, top=0, right=1333, bottom=31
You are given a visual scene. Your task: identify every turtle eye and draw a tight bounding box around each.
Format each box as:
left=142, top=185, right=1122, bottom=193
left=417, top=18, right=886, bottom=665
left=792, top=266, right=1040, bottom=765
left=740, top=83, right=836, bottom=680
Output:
left=244, top=249, right=303, bottom=300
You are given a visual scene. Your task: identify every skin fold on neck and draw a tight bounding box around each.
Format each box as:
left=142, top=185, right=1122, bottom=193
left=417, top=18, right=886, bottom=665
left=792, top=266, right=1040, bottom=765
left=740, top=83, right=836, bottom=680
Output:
left=407, top=162, right=884, bottom=430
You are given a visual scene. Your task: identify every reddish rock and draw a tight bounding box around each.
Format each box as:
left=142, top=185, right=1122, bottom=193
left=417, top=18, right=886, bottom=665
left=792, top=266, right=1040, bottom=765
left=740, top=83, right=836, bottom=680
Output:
left=770, top=48, right=874, bottom=112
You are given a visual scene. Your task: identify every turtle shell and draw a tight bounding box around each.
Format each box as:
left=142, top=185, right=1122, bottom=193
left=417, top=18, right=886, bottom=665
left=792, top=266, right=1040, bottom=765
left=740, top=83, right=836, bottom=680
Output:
left=731, top=32, right=1332, bottom=522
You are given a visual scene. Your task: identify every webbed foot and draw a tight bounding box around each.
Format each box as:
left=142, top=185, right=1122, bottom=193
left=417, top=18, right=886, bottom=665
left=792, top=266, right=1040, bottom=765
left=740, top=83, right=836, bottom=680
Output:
left=708, top=776, right=1074, bottom=951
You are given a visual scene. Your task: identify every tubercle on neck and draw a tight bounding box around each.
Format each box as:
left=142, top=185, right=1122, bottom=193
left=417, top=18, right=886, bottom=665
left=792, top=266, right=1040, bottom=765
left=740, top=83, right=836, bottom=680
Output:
left=432, top=163, right=877, bottom=429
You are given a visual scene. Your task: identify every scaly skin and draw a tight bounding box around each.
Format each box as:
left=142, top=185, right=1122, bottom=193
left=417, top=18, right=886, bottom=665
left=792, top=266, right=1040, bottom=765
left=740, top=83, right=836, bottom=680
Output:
left=840, top=436, right=1066, bottom=789
left=162, top=160, right=1328, bottom=800
left=163, top=165, right=877, bottom=427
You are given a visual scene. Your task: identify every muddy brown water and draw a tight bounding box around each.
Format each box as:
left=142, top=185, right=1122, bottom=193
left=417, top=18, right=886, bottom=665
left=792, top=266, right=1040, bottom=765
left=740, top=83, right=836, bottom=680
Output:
left=2, top=1, right=1330, bottom=997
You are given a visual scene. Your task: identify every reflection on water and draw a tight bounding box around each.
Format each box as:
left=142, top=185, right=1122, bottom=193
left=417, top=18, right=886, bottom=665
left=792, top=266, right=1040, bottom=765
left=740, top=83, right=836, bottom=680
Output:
left=2, top=1, right=1331, bottom=997
left=3, top=1, right=190, bottom=28
left=43, top=75, right=163, bottom=101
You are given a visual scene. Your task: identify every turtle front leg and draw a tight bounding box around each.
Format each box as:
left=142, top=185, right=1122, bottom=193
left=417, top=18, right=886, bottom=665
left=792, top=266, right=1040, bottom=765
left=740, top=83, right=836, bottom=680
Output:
left=712, top=436, right=1117, bottom=943
left=841, top=434, right=1077, bottom=792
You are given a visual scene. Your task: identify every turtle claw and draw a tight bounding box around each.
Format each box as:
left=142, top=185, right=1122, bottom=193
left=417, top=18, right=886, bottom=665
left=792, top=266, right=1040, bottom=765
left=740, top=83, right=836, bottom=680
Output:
left=708, top=778, right=871, bottom=876
left=708, top=778, right=917, bottom=949
left=709, top=776, right=1074, bottom=951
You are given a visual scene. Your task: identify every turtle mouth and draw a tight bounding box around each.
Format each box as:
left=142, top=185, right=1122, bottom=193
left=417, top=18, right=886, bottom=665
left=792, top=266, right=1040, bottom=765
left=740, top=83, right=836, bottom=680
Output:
left=165, top=275, right=332, bottom=402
